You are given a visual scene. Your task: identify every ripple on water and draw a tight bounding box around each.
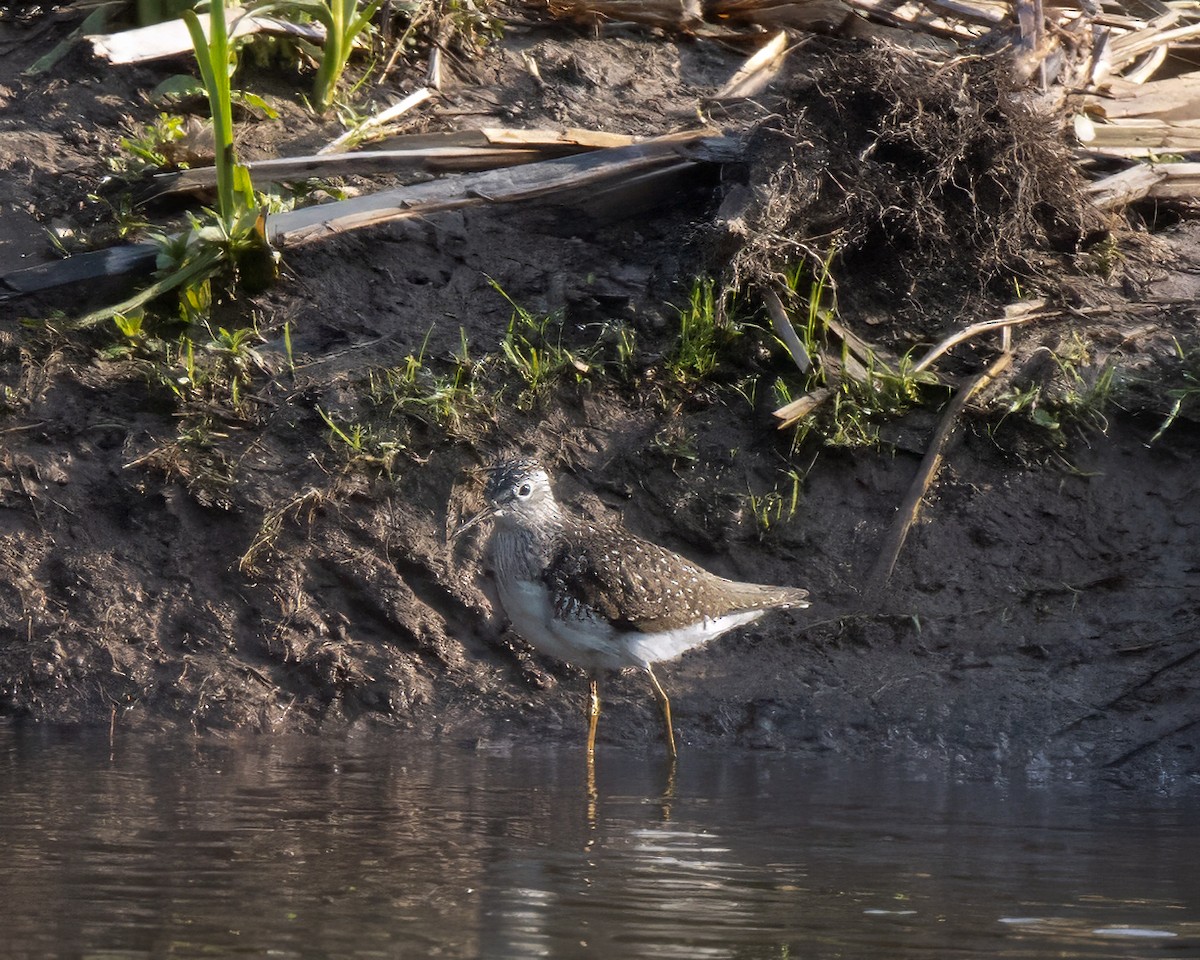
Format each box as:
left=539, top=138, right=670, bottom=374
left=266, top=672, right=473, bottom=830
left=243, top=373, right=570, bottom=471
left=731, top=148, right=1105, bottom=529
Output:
left=1, top=730, right=1198, bottom=960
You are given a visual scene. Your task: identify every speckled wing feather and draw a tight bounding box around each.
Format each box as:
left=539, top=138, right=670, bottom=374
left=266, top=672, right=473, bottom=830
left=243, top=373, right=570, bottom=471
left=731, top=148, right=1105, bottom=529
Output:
left=542, top=521, right=808, bottom=633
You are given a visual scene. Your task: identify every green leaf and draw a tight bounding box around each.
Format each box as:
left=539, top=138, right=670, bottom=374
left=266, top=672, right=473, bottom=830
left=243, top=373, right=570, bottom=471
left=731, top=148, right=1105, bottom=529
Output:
left=150, top=74, right=207, bottom=104
left=113, top=310, right=145, bottom=339
left=1030, top=408, right=1060, bottom=430
left=234, top=90, right=280, bottom=119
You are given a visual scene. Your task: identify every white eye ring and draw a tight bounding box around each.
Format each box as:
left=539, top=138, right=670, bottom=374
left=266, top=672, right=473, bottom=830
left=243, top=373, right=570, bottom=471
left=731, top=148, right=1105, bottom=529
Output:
left=517, top=482, right=533, bottom=498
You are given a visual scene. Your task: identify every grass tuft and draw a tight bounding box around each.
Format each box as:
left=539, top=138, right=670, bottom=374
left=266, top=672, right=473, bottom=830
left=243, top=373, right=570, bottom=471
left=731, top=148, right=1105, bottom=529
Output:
left=371, top=327, right=487, bottom=435
left=491, top=279, right=593, bottom=407
left=743, top=468, right=804, bottom=539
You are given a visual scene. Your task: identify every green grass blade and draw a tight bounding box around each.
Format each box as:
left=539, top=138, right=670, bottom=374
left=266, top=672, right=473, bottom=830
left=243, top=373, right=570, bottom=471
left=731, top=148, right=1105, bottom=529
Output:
left=62, top=247, right=226, bottom=329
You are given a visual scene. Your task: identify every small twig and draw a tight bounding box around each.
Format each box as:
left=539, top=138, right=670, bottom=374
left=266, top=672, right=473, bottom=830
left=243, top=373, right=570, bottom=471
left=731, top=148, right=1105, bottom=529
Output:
left=764, top=287, right=811, bottom=374
left=913, top=302, right=1050, bottom=374
left=866, top=350, right=1015, bottom=599
left=318, top=87, right=434, bottom=155
left=380, top=36, right=406, bottom=82
left=242, top=664, right=276, bottom=687
left=711, top=30, right=791, bottom=100
left=826, top=316, right=897, bottom=375
left=427, top=45, right=444, bottom=90
left=1104, top=717, right=1200, bottom=769
left=0, top=422, right=46, bottom=436
left=1100, top=644, right=1200, bottom=711
left=773, top=386, right=835, bottom=429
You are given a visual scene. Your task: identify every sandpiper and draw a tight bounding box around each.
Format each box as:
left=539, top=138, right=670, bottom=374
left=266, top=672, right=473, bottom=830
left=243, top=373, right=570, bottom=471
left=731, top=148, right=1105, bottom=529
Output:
left=455, top=457, right=809, bottom=757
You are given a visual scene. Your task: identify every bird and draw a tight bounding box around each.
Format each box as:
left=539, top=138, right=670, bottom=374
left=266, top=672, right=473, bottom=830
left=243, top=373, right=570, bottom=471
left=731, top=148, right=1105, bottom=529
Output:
left=454, top=457, right=809, bottom=758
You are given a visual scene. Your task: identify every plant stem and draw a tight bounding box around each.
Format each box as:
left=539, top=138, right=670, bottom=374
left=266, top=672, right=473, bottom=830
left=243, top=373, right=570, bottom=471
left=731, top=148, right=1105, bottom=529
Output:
left=314, top=1, right=347, bottom=113
left=183, top=0, right=236, bottom=227
left=313, top=0, right=383, bottom=114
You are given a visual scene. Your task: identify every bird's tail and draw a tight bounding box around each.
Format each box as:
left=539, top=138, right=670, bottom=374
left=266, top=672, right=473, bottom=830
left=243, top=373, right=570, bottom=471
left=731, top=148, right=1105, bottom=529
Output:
left=728, top=581, right=811, bottom=611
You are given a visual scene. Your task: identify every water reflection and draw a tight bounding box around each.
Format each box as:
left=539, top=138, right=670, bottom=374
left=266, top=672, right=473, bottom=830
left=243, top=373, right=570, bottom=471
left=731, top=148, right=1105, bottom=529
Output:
left=0, top=727, right=1196, bottom=959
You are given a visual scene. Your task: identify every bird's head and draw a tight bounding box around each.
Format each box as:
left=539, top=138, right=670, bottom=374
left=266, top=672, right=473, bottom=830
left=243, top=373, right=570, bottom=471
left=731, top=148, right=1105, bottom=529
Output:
left=452, top=458, right=558, bottom=539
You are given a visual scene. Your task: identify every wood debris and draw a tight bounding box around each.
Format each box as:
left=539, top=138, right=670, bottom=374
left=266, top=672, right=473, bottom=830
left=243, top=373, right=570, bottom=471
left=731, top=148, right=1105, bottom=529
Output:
left=711, top=31, right=792, bottom=100
left=149, top=127, right=643, bottom=198
left=1087, top=162, right=1200, bottom=210
left=0, top=131, right=720, bottom=298
left=77, top=0, right=1200, bottom=214
left=533, top=0, right=708, bottom=33
left=865, top=349, right=1014, bottom=599
left=514, top=0, right=1200, bottom=205
left=771, top=309, right=902, bottom=429
left=12, top=0, right=1200, bottom=302
left=88, top=9, right=324, bottom=64
left=319, top=89, right=436, bottom=155
left=270, top=131, right=715, bottom=245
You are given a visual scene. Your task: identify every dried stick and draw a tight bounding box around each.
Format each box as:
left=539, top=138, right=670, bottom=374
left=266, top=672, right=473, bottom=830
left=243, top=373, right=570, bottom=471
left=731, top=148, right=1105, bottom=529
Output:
left=865, top=350, right=1014, bottom=599
left=711, top=30, right=791, bottom=100
left=764, top=287, right=811, bottom=374
left=319, top=87, right=434, bottom=155
left=912, top=303, right=1048, bottom=373
left=1104, top=717, right=1200, bottom=769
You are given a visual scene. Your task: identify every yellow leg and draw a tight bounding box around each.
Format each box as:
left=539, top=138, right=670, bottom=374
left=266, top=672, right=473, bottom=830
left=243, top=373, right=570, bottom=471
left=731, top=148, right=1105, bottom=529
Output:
left=586, top=677, right=601, bottom=758
left=645, top=665, right=677, bottom=758
left=585, top=742, right=598, bottom=829
left=660, top=756, right=677, bottom=822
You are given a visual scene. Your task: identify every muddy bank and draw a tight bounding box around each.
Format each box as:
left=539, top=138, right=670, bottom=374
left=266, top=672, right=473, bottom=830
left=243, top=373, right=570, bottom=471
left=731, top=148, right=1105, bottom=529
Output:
left=1, top=9, right=1198, bottom=786
left=3, top=350, right=1197, bottom=785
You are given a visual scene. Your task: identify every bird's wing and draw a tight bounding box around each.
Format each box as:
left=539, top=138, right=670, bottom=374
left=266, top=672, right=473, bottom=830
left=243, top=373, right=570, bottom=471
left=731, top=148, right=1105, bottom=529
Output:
left=543, top=524, right=801, bottom=632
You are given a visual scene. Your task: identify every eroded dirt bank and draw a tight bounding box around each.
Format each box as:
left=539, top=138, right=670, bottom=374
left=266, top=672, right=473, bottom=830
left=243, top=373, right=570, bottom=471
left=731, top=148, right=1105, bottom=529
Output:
left=1, top=8, right=1198, bottom=785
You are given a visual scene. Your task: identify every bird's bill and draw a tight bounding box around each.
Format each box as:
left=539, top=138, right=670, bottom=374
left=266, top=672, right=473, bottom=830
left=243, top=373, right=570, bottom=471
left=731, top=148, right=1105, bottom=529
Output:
left=450, top=504, right=500, bottom=541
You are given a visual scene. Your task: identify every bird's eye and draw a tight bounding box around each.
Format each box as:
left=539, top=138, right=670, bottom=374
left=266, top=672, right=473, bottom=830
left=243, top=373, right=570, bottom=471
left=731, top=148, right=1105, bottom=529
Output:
left=517, top=482, right=533, bottom=498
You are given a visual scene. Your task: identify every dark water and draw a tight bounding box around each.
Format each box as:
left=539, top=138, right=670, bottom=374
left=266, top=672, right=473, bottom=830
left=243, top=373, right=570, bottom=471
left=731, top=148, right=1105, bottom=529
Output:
left=1, top=727, right=1197, bottom=959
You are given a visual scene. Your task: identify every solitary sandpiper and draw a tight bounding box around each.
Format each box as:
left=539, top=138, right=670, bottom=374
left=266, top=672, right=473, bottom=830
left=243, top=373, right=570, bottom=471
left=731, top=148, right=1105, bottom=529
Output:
left=455, top=457, right=809, bottom=757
